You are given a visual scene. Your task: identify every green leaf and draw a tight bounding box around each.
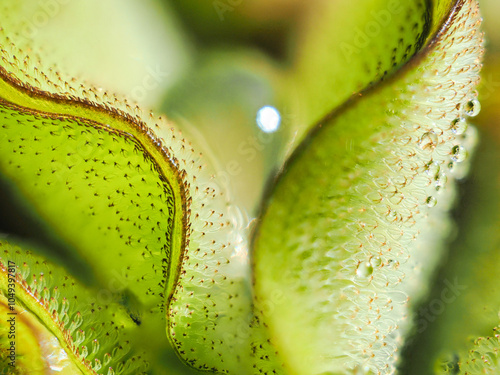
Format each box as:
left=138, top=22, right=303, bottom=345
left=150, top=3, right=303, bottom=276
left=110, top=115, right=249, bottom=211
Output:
left=399, top=55, right=500, bottom=375
left=0, top=2, right=283, bottom=374
left=0, top=238, right=149, bottom=374
left=282, top=0, right=457, bottom=146
left=253, top=0, right=484, bottom=373
left=438, top=325, right=500, bottom=374
left=0, top=72, right=187, bottom=310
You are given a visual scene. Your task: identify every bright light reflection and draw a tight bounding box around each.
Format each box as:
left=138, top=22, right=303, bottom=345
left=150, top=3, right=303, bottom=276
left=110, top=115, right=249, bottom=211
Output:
left=256, top=106, right=281, bottom=133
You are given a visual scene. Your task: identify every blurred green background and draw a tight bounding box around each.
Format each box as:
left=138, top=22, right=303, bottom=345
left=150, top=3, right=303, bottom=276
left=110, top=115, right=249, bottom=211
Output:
left=5, top=0, right=500, bottom=373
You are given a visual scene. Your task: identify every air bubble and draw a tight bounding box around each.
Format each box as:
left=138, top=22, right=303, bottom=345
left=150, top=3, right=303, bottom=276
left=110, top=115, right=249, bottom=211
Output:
left=425, top=196, right=437, bottom=207
left=464, top=99, right=481, bottom=117
left=371, top=257, right=382, bottom=267
left=356, top=262, right=373, bottom=278
left=435, top=173, right=448, bottom=191
left=424, top=161, right=440, bottom=178
left=419, top=132, right=438, bottom=151
left=450, top=118, right=468, bottom=135
left=451, top=145, right=467, bottom=163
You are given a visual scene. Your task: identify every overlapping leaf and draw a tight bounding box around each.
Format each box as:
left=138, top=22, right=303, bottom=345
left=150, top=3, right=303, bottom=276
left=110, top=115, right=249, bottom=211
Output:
left=253, top=1, right=484, bottom=374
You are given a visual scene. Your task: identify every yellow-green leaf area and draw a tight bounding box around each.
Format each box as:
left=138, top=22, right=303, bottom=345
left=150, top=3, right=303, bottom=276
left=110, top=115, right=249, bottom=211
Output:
left=0, top=98, right=185, bottom=308
left=253, top=0, right=484, bottom=374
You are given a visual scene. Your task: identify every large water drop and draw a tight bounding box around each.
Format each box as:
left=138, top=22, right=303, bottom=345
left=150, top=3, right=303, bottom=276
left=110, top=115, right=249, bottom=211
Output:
left=419, top=132, right=438, bottom=151
left=464, top=99, right=481, bottom=117
left=356, top=262, right=374, bottom=278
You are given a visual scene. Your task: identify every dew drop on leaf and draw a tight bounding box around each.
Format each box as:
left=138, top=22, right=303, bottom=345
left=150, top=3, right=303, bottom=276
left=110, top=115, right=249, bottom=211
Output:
left=424, top=160, right=441, bottom=178
left=451, top=145, right=468, bottom=163
left=435, top=173, right=448, bottom=191
left=356, top=262, right=374, bottom=278
left=371, top=257, right=382, bottom=268
left=464, top=99, right=481, bottom=117
left=426, top=196, right=437, bottom=208
left=450, top=117, right=468, bottom=135
left=419, top=131, right=438, bottom=151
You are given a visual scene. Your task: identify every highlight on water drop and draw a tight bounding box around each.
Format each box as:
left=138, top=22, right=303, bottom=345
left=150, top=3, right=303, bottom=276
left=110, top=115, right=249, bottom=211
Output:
left=256, top=105, right=281, bottom=133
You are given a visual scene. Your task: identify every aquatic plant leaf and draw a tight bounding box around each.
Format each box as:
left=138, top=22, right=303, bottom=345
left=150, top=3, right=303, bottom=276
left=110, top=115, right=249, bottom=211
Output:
left=438, top=325, right=500, bottom=374
left=253, top=0, right=484, bottom=374
left=284, top=0, right=456, bottom=145
left=0, top=2, right=282, bottom=374
left=0, top=238, right=149, bottom=374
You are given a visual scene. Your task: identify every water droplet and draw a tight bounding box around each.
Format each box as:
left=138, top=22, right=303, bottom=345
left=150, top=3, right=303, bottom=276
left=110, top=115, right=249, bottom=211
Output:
left=451, top=145, right=467, bottom=163
left=464, top=99, right=481, bottom=117
left=448, top=161, right=455, bottom=172
left=450, top=118, right=468, bottom=135
left=426, top=196, right=437, bottom=207
left=424, top=161, right=440, bottom=178
left=435, top=172, right=448, bottom=191
left=371, top=257, right=382, bottom=267
left=256, top=105, right=281, bottom=133
left=356, top=262, right=373, bottom=278
left=419, top=131, right=438, bottom=151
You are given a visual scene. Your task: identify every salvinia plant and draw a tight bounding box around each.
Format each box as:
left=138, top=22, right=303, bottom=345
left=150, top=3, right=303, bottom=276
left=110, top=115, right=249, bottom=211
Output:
left=0, top=0, right=496, bottom=374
